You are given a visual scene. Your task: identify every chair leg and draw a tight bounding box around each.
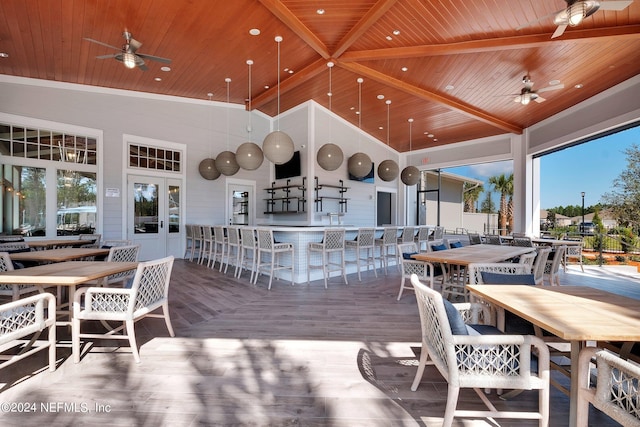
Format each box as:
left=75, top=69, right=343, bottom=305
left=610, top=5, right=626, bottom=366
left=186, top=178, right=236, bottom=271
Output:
left=341, top=250, right=348, bottom=285
left=322, top=251, right=328, bottom=289
left=397, top=276, right=406, bottom=301
left=162, top=302, right=175, bottom=337
left=411, top=348, right=429, bottom=391
left=443, top=385, right=460, bottom=427
left=356, top=248, right=362, bottom=281
left=125, top=320, right=141, bottom=363
left=48, top=322, right=56, bottom=371
left=72, top=317, right=81, bottom=363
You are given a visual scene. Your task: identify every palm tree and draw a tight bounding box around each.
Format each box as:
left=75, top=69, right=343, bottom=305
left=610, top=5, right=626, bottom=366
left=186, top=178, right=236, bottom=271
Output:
left=463, top=182, right=484, bottom=213
left=488, top=173, right=513, bottom=235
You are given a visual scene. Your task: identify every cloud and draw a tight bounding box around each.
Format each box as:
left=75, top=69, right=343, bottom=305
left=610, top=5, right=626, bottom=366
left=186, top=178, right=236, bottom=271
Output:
left=467, top=160, right=513, bottom=179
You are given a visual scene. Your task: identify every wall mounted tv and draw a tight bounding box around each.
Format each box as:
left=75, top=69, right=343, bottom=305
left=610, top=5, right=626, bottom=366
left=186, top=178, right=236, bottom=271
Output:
left=348, top=162, right=375, bottom=183
left=274, top=150, right=301, bottom=180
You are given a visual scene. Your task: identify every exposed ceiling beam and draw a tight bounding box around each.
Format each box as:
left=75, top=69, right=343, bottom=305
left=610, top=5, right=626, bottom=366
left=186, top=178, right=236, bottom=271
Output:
left=258, top=0, right=330, bottom=59
left=340, top=25, right=640, bottom=61
left=251, top=58, right=328, bottom=109
left=337, top=61, right=522, bottom=135
left=332, top=0, right=399, bottom=58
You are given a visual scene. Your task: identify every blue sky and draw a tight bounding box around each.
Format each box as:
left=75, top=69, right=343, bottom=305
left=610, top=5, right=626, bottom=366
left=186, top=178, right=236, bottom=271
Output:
left=444, top=124, right=639, bottom=210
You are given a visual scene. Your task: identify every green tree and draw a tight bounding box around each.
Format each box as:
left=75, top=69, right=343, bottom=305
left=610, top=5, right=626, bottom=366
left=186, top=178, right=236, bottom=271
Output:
left=480, top=191, right=496, bottom=213
left=463, top=182, right=484, bottom=213
left=602, top=143, right=640, bottom=234
left=488, top=173, right=513, bottom=235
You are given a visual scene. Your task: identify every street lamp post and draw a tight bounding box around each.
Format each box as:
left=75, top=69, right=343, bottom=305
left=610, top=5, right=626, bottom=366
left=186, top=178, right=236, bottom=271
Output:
left=581, top=191, right=585, bottom=234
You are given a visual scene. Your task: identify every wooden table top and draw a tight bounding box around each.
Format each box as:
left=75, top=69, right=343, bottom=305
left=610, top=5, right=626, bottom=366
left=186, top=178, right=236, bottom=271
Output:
left=467, top=285, right=640, bottom=342
left=25, top=239, right=90, bottom=249
left=0, top=261, right=139, bottom=285
left=9, top=247, right=110, bottom=262
left=412, top=244, right=535, bottom=266
left=500, top=236, right=582, bottom=246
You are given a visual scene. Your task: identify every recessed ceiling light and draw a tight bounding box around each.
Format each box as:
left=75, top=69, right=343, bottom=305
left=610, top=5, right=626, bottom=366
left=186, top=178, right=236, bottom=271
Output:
left=264, top=85, right=270, bottom=89
left=401, top=67, right=408, bottom=72
left=386, top=35, right=393, bottom=41
left=428, top=134, right=434, bottom=138
left=445, top=84, right=454, bottom=90
left=377, top=94, right=385, bottom=100
left=316, top=9, right=325, bottom=15
left=160, top=66, right=171, bottom=72
left=433, top=138, right=438, bottom=142
left=154, top=77, right=162, bottom=82
left=575, top=83, right=584, bottom=89
left=249, top=28, right=260, bottom=36
left=393, top=30, right=401, bottom=36
left=379, top=126, right=384, bottom=130
left=549, top=79, right=561, bottom=86
left=0, top=52, right=8, bottom=58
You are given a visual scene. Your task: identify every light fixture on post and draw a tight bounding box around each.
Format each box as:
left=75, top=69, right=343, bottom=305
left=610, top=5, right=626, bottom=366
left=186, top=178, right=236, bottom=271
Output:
left=401, top=118, right=420, bottom=186
left=317, top=61, right=343, bottom=171
left=236, top=59, right=264, bottom=170
left=348, top=77, right=372, bottom=178
left=199, top=93, right=220, bottom=180
left=378, top=99, right=398, bottom=182
left=215, top=78, right=240, bottom=176
left=262, top=36, right=294, bottom=165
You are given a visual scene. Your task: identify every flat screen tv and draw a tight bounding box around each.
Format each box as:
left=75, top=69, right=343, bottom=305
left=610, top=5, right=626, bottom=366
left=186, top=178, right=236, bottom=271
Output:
left=348, top=162, right=374, bottom=183
left=274, top=150, right=301, bottom=180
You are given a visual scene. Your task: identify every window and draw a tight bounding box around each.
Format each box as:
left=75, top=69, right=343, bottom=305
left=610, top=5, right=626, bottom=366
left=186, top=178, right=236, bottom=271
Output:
left=1, top=119, right=99, bottom=237
left=129, top=143, right=181, bottom=172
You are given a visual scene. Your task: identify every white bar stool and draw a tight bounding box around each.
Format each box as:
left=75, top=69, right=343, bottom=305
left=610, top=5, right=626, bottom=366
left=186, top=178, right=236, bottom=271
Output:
left=345, top=228, right=377, bottom=281
left=307, top=228, right=347, bottom=288
left=254, top=228, right=294, bottom=290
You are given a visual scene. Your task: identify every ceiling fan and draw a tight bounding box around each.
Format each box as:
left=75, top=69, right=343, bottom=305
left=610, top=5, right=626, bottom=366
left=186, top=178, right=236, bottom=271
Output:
left=517, top=0, right=634, bottom=38
left=84, top=31, right=171, bottom=70
left=514, top=76, right=564, bottom=105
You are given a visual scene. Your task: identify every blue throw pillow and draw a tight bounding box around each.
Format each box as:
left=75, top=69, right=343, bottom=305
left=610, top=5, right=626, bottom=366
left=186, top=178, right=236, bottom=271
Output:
left=442, top=298, right=468, bottom=335
left=480, top=271, right=536, bottom=285
left=450, top=241, right=463, bottom=248
left=402, top=252, right=418, bottom=260
left=431, top=243, right=447, bottom=251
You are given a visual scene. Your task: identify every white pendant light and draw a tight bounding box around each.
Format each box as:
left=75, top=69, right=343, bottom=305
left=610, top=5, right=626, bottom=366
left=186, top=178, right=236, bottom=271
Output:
left=262, top=36, right=294, bottom=165
left=378, top=99, right=398, bottom=182
left=401, top=118, right=420, bottom=186
left=348, top=77, right=372, bottom=178
left=215, top=78, right=239, bottom=176
left=317, top=61, right=343, bottom=171
left=199, top=93, right=220, bottom=180
left=237, top=59, right=264, bottom=170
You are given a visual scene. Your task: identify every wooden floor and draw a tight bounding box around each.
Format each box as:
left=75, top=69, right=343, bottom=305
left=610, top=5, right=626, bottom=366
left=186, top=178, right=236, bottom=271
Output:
left=1, top=257, right=639, bottom=426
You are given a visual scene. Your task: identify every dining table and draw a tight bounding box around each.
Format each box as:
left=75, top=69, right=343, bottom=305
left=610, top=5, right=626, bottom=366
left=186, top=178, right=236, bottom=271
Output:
left=0, top=260, right=139, bottom=325
left=9, top=247, right=110, bottom=263
left=25, top=239, right=93, bottom=250
left=412, top=244, right=536, bottom=300
left=467, top=284, right=640, bottom=427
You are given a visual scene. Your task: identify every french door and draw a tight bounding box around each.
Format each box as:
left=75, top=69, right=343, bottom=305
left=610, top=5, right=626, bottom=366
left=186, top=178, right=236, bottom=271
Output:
left=127, top=175, right=183, bottom=260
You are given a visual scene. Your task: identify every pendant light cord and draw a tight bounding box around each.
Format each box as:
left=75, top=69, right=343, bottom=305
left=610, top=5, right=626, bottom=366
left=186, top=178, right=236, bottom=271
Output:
left=275, top=36, right=283, bottom=131
left=226, top=77, right=231, bottom=150
left=247, top=59, right=253, bottom=143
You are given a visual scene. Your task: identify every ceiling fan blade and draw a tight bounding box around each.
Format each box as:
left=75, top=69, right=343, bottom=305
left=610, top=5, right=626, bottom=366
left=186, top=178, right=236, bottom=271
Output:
left=598, top=0, right=633, bottom=10
left=83, top=37, right=120, bottom=51
left=137, top=53, right=172, bottom=64
left=515, top=10, right=562, bottom=30
left=538, top=83, right=565, bottom=93
left=95, top=54, right=119, bottom=60
left=534, top=95, right=546, bottom=103
left=137, top=63, right=149, bottom=71
left=551, top=24, right=568, bottom=38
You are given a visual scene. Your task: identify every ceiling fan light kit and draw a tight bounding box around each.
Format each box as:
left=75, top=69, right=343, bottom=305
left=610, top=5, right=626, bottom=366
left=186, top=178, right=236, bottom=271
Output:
left=122, top=52, right=137, bottom=69
left=84, top=30, right=172, bottom=71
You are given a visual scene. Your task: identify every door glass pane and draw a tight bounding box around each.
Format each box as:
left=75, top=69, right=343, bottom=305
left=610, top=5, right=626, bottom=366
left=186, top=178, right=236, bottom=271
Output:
left=1, top=165, right=46, bottom=236
left=168, top=185, right=180, bottom=233
left=56, top=170, right=97, bottom=235
left=134, top=182, right=159, bottom=234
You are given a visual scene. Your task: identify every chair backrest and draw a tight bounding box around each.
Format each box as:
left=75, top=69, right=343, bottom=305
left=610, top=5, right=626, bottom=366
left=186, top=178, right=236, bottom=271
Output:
left=192, top=225, right=203, bottom=240
left=241, top=227, right=256, bottom=249
left=427, top=239, right=446, bottom=252
left=0, top=242, right=30, bottom=252
left=467, top=232, right=482, bottom=245
left=102, top=239, right=132, bottom=247
left=214, top=226, right=226, bottom=244
left=400, top=226, right=415, bottom=243
left=564, top=241, right=583, bottom=257
left=356, top=228, right=375, bottom=248
left=0, top=252, right=14, bottom=272
left=544, top=245, right=567, bottom=279
left=512, top=232, right=527, bottom=238
left=467, top=262, right=532, bottom=285
left=227, top=226, right=240, bottom=246
left=511, top=236, right=533, bottom=247
left=323, top=228, right=345, bottom=250
left=185, top=224, right=194, bottom=239
left=417, top=226, right=431, bottom=242
left=381, top=227, right=398, bottom=245
left=130, top=256, right=175, bottom=314
left=256, top=228, right=275, bottom=250
left=444, top=238, right=462, bottom=249
left=517, top=251, right=537, bottom=273
left=484, top=234, right=503, bottom=245
left=79, top=233, right=101, bottom=248
left=532, top=246, right=552, bottom=285
left=433, top=226, right=444, bottom=240
left=105, top=244, right=140, bottom=284
left=202, top=225, right=213, bottom=241
left=398, top=242, right=419, bottom=257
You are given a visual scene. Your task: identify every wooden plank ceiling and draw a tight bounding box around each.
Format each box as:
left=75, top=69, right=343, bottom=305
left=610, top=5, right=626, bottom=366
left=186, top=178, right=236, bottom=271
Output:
left=0, top=0, right=638, bottom=152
